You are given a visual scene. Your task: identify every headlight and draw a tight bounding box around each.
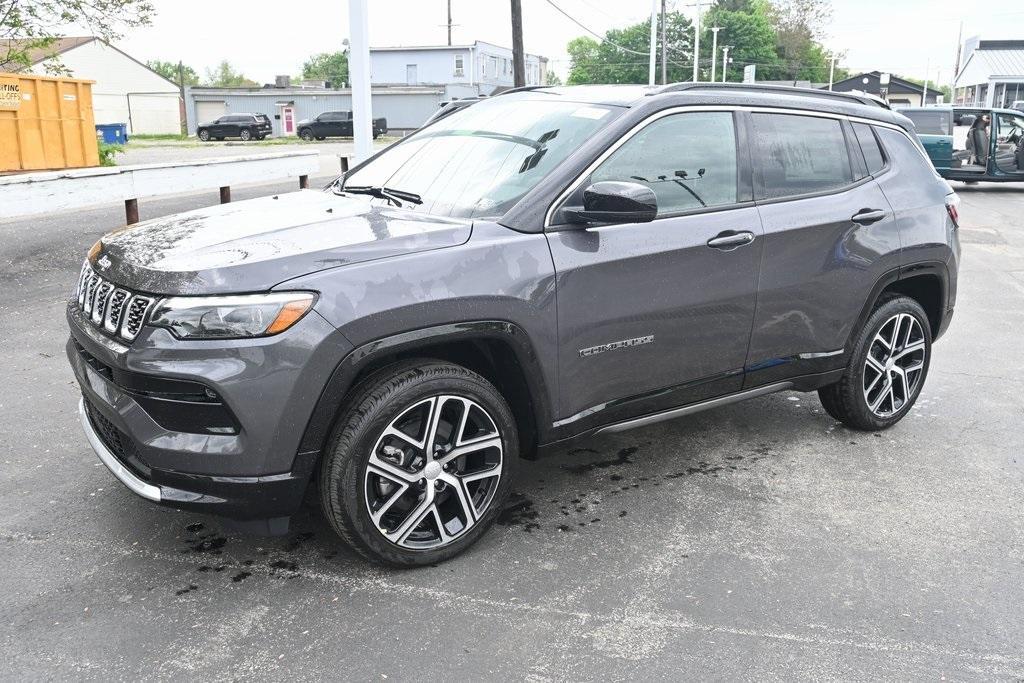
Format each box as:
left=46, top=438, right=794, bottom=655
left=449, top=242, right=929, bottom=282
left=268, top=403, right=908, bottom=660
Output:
left=149, top=292, right=316, bottom=340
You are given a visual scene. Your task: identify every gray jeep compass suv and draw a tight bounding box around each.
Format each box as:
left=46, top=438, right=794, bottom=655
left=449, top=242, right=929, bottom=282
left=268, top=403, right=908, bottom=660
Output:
left=68, top=84, right=960, bottom=566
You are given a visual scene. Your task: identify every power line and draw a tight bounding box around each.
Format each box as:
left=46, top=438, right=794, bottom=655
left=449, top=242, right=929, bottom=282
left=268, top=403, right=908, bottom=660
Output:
left=544, top=0, right=649, bottom=56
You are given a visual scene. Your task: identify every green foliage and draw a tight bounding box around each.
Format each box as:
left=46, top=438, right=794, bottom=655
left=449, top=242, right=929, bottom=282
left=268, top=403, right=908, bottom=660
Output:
left=567, top=11, right=693, bottom=85
left=0, top=0, right=154, bottom=74
left=204, top=60, right=258, bottom=87
left=97, top=141, right=123, bottom=167
left=896, top=74, right=951, bottom=98
left=545, top=70, right=563, bottom=86
left=705, top=0, right=779, bottom=81
left=302, top=51, right=349, bottom=87
left=146, top=59, right=200, bottom=86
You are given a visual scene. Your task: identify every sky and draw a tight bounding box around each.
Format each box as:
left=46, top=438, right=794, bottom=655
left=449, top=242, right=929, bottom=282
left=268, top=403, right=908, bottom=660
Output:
left=104, top=0, right=1024, bottom=87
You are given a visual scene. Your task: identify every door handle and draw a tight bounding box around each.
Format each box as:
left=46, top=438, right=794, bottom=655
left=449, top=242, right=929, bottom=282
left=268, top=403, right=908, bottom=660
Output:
left=707, top=230, right=755, bottom=250
left=851, top=209, right=887, bottom=225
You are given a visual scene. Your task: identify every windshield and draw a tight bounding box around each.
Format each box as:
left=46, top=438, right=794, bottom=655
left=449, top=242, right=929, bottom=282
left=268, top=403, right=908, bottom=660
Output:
left=342, top=94, right=621, bottom=218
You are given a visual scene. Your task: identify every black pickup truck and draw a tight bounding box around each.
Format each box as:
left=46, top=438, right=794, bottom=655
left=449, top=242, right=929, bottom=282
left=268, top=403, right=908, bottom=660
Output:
left=297, top=111, right=388, bottom=140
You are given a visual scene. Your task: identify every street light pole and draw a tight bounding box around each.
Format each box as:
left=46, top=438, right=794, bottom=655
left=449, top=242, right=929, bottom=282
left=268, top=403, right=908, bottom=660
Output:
left=692, top=0, right=701, bottom=82
left=347, top=0, right=373, bottom=162
left=660, top=0, right=667, bottom=85
left=649, top=0, right=657, bottom=86
left=828, top=54, right=836, bottom=90
left=709, top=27, right=720, bottom=83
left=721, top=45, right=730, bottom=83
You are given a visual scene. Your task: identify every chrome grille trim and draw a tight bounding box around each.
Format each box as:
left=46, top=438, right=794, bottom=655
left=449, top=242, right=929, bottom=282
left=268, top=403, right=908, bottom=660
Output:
left=75, top=266, right=155, bottom=343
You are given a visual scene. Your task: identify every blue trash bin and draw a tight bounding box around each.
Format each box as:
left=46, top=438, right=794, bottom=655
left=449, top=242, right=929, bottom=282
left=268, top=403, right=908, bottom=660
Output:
left=95, top=123, right=128, bottom=144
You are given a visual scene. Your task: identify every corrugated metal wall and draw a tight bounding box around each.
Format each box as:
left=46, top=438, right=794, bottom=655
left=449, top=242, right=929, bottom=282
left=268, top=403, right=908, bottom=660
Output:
left=186, top=89, right=444, bottom=137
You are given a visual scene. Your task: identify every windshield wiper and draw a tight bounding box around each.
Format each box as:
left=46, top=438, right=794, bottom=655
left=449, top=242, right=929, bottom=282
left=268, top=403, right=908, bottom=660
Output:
left=337, top=184, right=423, bottom=207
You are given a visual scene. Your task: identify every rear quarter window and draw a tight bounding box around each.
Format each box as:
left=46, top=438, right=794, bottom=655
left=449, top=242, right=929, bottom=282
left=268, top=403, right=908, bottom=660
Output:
left=853, top=123, right=886, bottom=176
left=902, top=110, right=952, bottom=136
left=751, top=113, right=853, bottom=200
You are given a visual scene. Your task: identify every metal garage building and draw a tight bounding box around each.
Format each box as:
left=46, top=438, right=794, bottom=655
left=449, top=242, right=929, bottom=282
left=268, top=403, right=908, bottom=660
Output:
left=185, top=85, right=445, bottom=138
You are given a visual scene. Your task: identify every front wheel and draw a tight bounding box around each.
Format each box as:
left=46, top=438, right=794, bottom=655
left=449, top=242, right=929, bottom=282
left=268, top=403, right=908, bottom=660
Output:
left=818, top=295, right=932, bottom=430
left=299, top=128, right=314, bottom=141
left=319, top=361, right=519, bottom=566
left=197, top=129, right=210, bottom=141
left=239, top=128, right=252, bottom=141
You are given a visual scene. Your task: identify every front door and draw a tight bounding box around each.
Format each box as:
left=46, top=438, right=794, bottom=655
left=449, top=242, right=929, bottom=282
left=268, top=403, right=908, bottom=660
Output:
left=993, top=110, right=1024, bottom=174
left=546, top=111, right=762, bottom=430
left=406, top=64, right=418, bottom=85
left=282, top=107, right=295, bottom=135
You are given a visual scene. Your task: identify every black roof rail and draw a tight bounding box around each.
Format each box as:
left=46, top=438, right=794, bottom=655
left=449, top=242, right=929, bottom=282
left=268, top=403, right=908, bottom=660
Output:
left=494, top=85, right=553, bottom=96
left=650, top=82, right=890, bottom=109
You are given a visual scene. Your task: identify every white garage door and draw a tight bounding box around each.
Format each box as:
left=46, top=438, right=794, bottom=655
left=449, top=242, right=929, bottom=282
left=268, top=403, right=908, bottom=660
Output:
left=195, top=100, right=226, bottom=126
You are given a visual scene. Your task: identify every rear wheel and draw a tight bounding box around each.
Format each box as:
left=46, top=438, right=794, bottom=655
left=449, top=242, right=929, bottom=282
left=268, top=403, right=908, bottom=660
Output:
left=818, top=295, right=931, bottom=430
left=319, top=361, right=518, bottom=566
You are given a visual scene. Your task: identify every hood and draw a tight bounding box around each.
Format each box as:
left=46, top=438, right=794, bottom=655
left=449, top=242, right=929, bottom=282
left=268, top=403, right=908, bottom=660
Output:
left=94, top=190, right=471, bottom=295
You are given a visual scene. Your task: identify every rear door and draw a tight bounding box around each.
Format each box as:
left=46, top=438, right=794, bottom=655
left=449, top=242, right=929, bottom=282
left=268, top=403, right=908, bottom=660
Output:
left=745, top=111, right=901, bottom=387
left=546, top=110, right=763, bottom=430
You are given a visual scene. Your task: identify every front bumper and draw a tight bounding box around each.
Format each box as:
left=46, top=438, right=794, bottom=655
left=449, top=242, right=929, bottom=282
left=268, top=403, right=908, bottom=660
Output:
left=67, top=299, right=352, bottom=520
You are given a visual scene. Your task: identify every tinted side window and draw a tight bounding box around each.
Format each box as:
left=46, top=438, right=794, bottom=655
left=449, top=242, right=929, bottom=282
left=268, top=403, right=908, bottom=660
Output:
left=902, top=110, right=951, bottom=135
left=590, top=111, right=738, bottom=215
left=751, top=113, right=852, bottom=200
left=853, top=123, right=885, bottom=175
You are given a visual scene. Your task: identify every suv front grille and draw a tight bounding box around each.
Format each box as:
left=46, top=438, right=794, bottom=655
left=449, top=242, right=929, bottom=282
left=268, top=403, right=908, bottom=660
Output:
left=76, top=262, right=155, bottom=342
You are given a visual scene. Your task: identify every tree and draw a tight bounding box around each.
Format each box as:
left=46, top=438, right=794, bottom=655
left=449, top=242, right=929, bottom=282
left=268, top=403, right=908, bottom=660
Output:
left=705, top=0, right=779, bottom=81
left=766, top=0, right=833, bottom=81
left=204, top=60, right=258, bottom=87
left=0, top=0, right=154, bottom=74
left=545, top=70, right=562, bottom=86
left=302, top=51, right=348, bottom=87
left=147, top=59, right=199, bottom=86
left=567, top=11, right=693, bottom=85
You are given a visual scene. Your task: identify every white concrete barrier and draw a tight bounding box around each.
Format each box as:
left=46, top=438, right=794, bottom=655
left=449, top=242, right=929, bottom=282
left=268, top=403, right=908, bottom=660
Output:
left=0, top=151, right=320, bottom=223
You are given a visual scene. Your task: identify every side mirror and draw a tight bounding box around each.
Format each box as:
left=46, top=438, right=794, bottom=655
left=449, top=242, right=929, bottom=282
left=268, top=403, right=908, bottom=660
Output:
left=569, top=181, right=658, bottom=225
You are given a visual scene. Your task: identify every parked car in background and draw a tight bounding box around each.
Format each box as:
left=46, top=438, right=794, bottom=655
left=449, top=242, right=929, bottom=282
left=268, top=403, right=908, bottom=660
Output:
left=1012, top=100, right=1024, bottom=113
left=297, top=111, right=388, bottom=141
left=197, top=113, right=273, bottom=142
left=902, top=105, right=1024, bottom=183
left=70, top=84, right=959, bottom=566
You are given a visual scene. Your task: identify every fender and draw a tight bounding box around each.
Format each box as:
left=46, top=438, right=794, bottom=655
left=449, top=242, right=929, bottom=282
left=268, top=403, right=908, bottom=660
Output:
left=297, top=320, right=553, bottom=457
left=847, top=260, right=950, bottom=353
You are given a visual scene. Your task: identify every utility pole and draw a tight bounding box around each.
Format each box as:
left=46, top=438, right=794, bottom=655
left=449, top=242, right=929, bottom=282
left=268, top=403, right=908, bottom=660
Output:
left=828, top=54, right=836, bottom=90
left=648, top=0, right=657, bottom=86
left=511, top=0, right=526, bottom=87
left=692, top=0, right=702, bottom=82
left=348, top=0, right=373, bottom=162
left=709, top=26, right=720, bottom=82
left=923, top=57, right=930, bottom=105
left=177, top=60, right=186, bottom=135
left=660, top=0, right=667, bottom=85
left=447, top=0, right=453, bottom=46
left=952, top=20, right=963, bottom=102
left=721, top=45, right=730, bottom=83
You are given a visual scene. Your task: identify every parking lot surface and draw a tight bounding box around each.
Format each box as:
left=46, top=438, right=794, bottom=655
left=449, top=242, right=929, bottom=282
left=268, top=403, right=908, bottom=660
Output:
left=1, top=182, right=1022, bottom=679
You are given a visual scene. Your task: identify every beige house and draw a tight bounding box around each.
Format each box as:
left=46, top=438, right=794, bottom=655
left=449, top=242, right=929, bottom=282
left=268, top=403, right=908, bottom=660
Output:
left=12, top=36, right=181, bottom=134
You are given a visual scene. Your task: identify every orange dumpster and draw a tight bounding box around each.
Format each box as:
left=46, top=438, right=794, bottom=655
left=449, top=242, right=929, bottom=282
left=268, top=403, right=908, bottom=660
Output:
left=0, top=72, right=100, bottom=173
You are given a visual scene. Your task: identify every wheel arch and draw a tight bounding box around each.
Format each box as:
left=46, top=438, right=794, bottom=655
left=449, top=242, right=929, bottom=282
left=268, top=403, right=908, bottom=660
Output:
left=298, top=321, right=552, bottom=463
left=852, top=262, right=949, bottom=347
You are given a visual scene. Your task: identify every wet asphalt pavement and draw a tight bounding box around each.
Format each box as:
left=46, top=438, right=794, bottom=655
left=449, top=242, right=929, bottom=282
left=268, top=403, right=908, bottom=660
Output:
left=1, top=181, right=1022, bottom=680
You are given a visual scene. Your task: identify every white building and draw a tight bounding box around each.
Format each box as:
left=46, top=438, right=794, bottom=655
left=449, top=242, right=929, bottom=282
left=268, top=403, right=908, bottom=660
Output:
left=23, top=36, right=181, bottom=134
left=954, top=38, right=1024, bottom=108
left=370, top=41, right=548, bottom=97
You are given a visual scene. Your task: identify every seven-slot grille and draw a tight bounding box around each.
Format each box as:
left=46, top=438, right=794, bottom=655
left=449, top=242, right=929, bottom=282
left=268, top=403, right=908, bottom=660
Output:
left=76, top=261, right=155, bottom=342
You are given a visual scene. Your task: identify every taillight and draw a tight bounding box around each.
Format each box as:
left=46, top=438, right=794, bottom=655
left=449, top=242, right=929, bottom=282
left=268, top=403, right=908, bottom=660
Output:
left=945, top=194, right=960, bottom=228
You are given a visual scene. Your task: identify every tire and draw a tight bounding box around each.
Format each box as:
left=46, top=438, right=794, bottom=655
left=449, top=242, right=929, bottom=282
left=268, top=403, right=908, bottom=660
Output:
left=239, top=128, right=252, bottom=141
left=319, top=360, right=519, bottom=566
left=197, top=129, right=210, bottom=141
left=299, top=128, right=314, bottom=141
left=818, top=295, right=932, bottom=431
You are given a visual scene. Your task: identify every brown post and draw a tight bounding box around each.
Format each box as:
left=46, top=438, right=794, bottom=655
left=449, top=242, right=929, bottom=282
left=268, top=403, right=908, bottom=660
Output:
left=299, top=174, right=309, bottom=189
left=219, top=186, right=231, bottom=203
left=510, top=0, right=526, bottom=88
left=125, top=198, right=139, bottom=225
left=340, top=155, right=350, bottom=173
